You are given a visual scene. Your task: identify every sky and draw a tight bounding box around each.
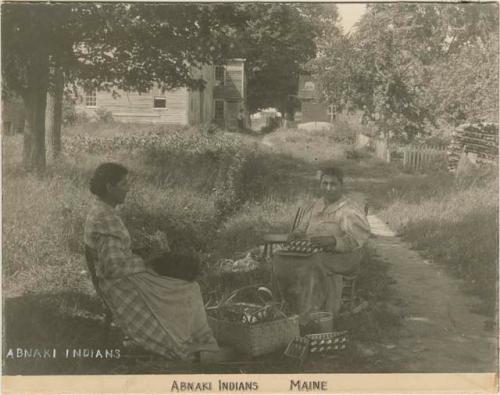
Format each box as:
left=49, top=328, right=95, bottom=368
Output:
left=336, top=3, right=367, bottom=33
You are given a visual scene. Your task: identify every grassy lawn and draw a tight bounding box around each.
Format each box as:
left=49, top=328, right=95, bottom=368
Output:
left=377, top=173, right=498, bottom=317
left=3, top=118, right=497, bottom=373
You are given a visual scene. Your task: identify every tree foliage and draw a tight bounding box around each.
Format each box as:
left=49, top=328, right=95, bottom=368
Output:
left=310, top=3, right=499, bottom=140
left=1, top=3, right=241, bottom=172
left=430, top=32, right=498, bottom=125
left=2, top=3, right=337, bottom=173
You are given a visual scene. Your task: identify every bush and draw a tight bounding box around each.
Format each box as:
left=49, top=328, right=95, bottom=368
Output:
left=95, top=107, right=113, bottom=123
left=200, top=122, right=221, bottom=135
left=62, top=98, right=78, bottom=125
left=63, top=100, right=89, bottom=126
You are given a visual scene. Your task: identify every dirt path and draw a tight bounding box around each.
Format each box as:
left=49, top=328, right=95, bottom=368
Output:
left=367, top=215, right=497, bottom=372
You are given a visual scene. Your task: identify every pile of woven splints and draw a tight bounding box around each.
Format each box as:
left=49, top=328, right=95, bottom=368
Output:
left=207, top=286, right=285, bottom=325
left=448, top=122, right=498, bottom=172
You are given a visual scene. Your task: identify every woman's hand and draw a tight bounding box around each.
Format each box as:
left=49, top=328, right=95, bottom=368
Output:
left=310, top=235, right=337, bottom=251
left=287, top=231, right=307, bottom=242
left=144, top=249, right=169, bottom=267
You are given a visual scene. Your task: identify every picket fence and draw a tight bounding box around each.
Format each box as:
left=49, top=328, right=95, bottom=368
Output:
left=402, top=146, right=447, bottom=171
left=357, top=134, right=448, bottom=171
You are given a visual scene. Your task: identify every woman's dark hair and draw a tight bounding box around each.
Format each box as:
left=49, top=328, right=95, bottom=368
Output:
left=320, top=166, right=344, bottom=185
left=90, top=162, right=128, bottom=198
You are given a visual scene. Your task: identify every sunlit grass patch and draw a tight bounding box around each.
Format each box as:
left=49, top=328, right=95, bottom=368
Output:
left=378, top=175, right=498, bottom=316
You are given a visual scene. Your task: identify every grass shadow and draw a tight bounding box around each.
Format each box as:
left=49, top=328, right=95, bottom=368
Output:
left=3, top=291, right=123, bottom=375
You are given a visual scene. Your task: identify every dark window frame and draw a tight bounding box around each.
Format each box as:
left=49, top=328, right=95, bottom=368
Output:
left=85, top=89, right=97, bottom=107
left=153, top=96, right=167, bottom=109
left=215, top=66, right=225, bottom=85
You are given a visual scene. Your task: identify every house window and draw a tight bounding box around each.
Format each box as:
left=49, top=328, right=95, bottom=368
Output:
left=215, top=66, right=225, bottom=85
left=214, top=100, right=224, bottom=121
left=153, top=96, right=166, bottom=108
left=85, top=89, right=97, bottom=107
left=304, top=81, right=315, bottom=91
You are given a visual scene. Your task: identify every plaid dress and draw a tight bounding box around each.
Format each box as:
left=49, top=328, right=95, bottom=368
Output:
left=84, top=199, right=218, bottom=360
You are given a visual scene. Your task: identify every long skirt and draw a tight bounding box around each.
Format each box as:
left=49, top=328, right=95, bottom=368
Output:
left=101, top=271, right=219, bottom=360
left=272, top=249, right=364, bottom=326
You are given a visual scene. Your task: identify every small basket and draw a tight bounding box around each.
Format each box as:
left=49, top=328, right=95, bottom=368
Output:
left=284, top=331, right=349, bottom=362
left=275, top=240, right=324, bottom=257
left=206, top=285, right=300, bottom=357
left=306, top=331, right=349, bottom=354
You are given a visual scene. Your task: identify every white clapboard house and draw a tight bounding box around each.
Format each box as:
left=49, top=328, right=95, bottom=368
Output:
left=75, top=59, right=246, bottom=129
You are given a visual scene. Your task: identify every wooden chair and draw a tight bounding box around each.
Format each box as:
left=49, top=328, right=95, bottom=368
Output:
left=262, top=207, right=305, bottom=258
left=340, top=271, right=359, bottom=311
left=84, top=246, right=150, bottom=349
left=84, top=245, right=114, bottom=334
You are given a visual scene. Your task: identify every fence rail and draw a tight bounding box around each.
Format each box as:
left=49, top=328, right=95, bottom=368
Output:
left=402, top=148, right=448, bottom=171
left=356, top=133, right=449, bottom=171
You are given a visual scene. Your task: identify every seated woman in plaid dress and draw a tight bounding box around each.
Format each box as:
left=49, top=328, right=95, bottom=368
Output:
left=84, top=163, right=219, bottom=360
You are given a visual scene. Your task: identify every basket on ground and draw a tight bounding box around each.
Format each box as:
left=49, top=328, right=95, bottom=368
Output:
left=284, top=331, right=349, bottom=362
left=206, top=285, right=300, bottom=357
left=306, top=331, right=348, bottom=354
left=207, top=314, right=300, bottom=357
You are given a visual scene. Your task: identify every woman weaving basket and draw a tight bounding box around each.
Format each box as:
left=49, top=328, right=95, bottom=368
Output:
left=84, top=162, right=219, bottom=360
left=273, top=166, right=371, bottom=327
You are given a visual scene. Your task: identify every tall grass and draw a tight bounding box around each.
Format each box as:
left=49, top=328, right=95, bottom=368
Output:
left=263, top=127, right=352, bottom=164
left=62, top=120, right=196, bottom=138
left=2, top=128, right=314, bottom=296
left=6, top=117, right=495, bottom=373
left=378, top=174, right=498, bottom=316
left=5, top=119, right=496, bottom=314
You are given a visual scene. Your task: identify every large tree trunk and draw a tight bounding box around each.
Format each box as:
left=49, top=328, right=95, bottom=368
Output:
left=46, top=66, right=64, bottom=159
left=23, top=50, right=49, bottom=174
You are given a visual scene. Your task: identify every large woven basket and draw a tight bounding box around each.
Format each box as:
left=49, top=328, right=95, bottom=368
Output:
left=207, top=314, right=300, bottom=357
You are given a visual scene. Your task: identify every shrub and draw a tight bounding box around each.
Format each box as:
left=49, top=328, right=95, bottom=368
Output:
left=200, top=122, right=221, bottom=135
left=95, top=107, right=113, bottom=123
left=62, top=98, right=78, bottom=125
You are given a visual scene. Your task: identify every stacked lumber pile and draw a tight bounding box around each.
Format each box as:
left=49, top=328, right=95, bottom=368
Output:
left=447, top=122, right=498, bottom=172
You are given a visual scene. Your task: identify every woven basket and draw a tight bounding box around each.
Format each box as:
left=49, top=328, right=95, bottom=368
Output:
left=207, top=314, right=300, bottom=357
left=206, top=285, right=299, bottom=356
left=306, top=331, right=348, bottom=354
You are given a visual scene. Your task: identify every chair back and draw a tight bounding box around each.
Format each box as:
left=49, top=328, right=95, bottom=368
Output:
left=290, top=207, right=305, bottom=233
left=84, top=245, right=114, bottom=325
left=84, top=245, right=101, bottom=294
